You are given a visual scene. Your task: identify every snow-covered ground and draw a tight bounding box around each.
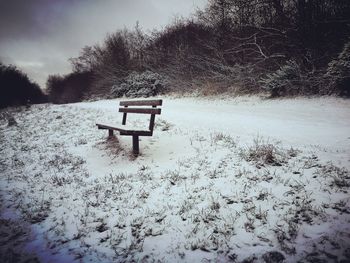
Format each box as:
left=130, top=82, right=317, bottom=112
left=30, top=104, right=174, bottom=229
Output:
left=1, top=96, right=350, bottom=262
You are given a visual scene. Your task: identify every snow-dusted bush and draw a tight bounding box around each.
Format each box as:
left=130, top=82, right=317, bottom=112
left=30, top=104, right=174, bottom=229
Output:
left=239, top=137, right=297, bottom=168
left=326, top=40, right=350, bottom=96
left=7, top=115, right=17, bottom=126
left=260, top=60, right=303, bottom=97
left=0, top=111, right=17, bottom=126
left=110, top=71, right=168, bottom=98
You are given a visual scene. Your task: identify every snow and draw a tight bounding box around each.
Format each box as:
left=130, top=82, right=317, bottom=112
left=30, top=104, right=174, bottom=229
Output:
left=1, top=95, right=350, bottom=262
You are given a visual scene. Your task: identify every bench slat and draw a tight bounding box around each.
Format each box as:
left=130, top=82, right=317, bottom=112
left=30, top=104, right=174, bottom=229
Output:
left=120, top=99, right=162, bottom=106
left=119, top=108, right=161, bottom=115
left=120, top=130, right=153, bottom=136
left=96, top=124, right=122, bottom=130
left=96, top=124, right=152, bottom=136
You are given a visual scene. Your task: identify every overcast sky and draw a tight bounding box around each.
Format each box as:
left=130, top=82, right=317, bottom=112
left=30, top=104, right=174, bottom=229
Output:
left=0, top=0, right=208, bottom=89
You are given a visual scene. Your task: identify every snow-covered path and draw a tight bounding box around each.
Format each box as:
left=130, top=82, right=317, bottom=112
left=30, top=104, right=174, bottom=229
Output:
left=77, top=96, right=350, bottom=158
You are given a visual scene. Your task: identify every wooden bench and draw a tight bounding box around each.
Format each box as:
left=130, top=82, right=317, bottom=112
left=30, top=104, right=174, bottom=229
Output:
left=96, top=99, right=162, bottom=155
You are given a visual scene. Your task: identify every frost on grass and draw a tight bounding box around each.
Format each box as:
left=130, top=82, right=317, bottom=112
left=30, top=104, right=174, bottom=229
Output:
left=154, top=118, right=174, bottom=131
left=0, top=101, right=350, bottom=262
left=239, top=136, right=299, bottom=168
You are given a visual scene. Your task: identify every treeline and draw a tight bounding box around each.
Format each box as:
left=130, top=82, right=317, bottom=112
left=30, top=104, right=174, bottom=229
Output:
left=0, top=62, right=47, bottom=109
left=48, top=0, right=350, bottom=102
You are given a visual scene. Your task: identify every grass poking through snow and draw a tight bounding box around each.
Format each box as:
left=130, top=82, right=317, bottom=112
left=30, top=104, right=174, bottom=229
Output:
left=0, top=99, right=349, bottom=262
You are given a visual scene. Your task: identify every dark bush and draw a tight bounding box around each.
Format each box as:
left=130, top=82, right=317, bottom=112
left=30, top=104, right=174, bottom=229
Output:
left=0, top=63, right=47, bottom=109
left=46, top=71, right=92, bottom=104
left=69, top=31, right=132, bottom=98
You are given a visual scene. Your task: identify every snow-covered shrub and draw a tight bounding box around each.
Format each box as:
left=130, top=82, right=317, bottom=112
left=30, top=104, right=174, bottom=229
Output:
left=260, top=60, right=303, bottom=97
left=0, top=111, right=17, bottom=126
left=110, top=71, right=168, bottom=98
left=326, top=40, right=350, bottom=96
left=240, top=137, right=294, bottom=167
left=7, top=115, right=17, bottom=126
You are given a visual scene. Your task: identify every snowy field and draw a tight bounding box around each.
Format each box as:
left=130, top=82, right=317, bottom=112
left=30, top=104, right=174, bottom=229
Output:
left=1, top=96, right=350, bottom=262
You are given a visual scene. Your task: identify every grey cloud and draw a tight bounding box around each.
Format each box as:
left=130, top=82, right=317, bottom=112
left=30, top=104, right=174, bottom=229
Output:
left=0, top=0, right=208, bottom=88
left=0, top=0, right=67, bottom=40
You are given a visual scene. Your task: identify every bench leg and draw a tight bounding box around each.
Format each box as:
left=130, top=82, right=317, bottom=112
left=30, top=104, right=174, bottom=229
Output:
left=132, top=135, right=139, bottom=155
left=108, top=129, right=113, bottom=137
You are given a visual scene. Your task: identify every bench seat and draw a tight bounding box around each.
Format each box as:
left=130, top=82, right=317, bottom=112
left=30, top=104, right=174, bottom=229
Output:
left=96, top=123, right=153, bottom=136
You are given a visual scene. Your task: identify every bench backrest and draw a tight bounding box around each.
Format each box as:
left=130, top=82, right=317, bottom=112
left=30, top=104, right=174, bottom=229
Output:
left=119, top=99, right=162, bottom=132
